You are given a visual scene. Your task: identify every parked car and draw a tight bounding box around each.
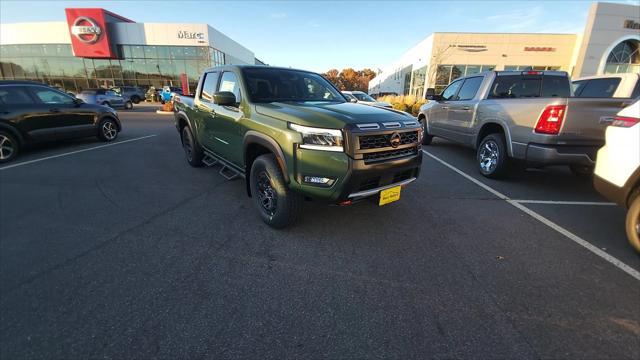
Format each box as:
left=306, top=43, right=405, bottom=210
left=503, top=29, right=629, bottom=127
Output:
left=418, top=70, right=630, bottom=178
left=593, top=100, right=640, bottom=253
left=76, top=89, right=133, bottom=110
left=342, top=91, right=392, bottom=108
left=0, top=80, right=122, bottom=163
left=111, top=86, right=145, bottom=104
left=174, top=65, right=422, bottom=228
left=572, top=73, right=640, bottom=99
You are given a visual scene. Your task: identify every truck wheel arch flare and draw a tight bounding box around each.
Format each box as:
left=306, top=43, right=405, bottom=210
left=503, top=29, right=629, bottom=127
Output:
left=243, top=131, right=290, bottom=190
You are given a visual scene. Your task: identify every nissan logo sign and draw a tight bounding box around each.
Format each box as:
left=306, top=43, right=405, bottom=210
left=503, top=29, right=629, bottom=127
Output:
left=71, top=16, right=102, bottom=44
left=389, top=132, right=402, bottom=148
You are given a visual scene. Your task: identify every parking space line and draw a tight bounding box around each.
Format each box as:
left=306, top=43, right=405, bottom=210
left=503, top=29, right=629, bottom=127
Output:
left=423, top=150, right=640, bottom=281
left=511, top=200, right=617, bottom=206
left=0, top=135, right=157, bottom=171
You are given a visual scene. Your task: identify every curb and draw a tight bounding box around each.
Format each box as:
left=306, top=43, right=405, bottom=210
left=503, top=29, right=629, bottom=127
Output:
left=156, top=110, right=174, bottom=115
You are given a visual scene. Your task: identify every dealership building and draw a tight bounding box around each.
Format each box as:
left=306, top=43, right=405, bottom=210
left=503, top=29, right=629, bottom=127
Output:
left=369, top=2, right=640, bottom=96
left=0, top=8, right=262, bottom=93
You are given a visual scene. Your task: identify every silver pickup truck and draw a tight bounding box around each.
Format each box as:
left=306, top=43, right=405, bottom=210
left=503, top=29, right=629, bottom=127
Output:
left=418, top=70, right=631, bottom=178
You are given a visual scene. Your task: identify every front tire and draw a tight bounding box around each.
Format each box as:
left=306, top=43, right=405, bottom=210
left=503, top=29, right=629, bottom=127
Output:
left=477, top=133, right=509, bottom=178
left=0, top=131, right=19, bottom=163
left=131, top=96, right=141, bottom=104
left=181, top=126, right=203, bottom=167
left=124, top=100, right=133, bottom=110
left=626, top=192, right=640, bottom=253
left=419, top=117, right=433, bottom=145
left=97, top=118, right=118, bottom=142
left=250, top=154, right=303, bottom=229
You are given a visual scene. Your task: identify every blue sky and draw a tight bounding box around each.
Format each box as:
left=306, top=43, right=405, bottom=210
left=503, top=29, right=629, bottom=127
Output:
left=1, top=1, right=638, bottom=72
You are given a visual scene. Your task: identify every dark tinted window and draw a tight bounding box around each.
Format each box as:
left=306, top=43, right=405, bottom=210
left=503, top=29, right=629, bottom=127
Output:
left=575, top=78, right=621, bottom=98
left=242, top=68, right=344, bottom=103
left=489, top=75, right=541, bottom=99
left=631, top=80, right=640, bottom=99
left=541, top=76, right=570, bottom=97
left=200, top=72, right=219, bottom=102
left=31, top=87, right=75, bottom=104
left=571, top=80, right=587, bottom=96
left=0, top=86, right=33, bottom=104
left=456, top=77, right=483, bottom=100
left=441, top=79, right=463, bottom=101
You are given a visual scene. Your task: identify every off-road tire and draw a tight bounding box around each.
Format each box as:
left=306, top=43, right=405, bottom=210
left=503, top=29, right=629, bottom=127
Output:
left=250, top=154, right=303, bottom=228
left=181, top=126, right=204, bottom=167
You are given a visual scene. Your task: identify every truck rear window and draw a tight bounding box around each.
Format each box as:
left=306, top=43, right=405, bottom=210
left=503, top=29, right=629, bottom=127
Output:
left=488, top=75, right=569, bottom=99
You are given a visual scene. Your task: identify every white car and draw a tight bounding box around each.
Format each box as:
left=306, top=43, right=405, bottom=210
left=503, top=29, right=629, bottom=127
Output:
left=594, top=100, right=640, bottom=253
left=342, top=91, right=392, bottom=108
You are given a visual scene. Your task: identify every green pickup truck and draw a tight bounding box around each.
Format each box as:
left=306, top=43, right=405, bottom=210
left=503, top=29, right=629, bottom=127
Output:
left=174, top=65, right=423, bottom=228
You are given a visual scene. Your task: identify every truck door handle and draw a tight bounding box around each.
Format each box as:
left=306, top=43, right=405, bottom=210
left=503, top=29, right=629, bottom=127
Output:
left=460, top=106, right=471, bottom=111
left=441, top=106, right=449, bottom=110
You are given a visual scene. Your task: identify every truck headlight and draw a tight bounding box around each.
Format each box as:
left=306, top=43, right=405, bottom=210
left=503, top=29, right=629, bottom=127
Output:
left=289, top=123, right=344, bottom=152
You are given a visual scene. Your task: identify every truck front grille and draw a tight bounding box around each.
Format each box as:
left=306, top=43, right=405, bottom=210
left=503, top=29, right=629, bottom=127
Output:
left=363, top=147, right=418, bottom=164
left=359, top=131, right=419, bottom=150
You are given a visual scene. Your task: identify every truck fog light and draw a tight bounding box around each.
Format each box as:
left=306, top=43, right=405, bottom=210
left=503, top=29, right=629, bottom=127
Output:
left=303, top=176, right=334, bottom=185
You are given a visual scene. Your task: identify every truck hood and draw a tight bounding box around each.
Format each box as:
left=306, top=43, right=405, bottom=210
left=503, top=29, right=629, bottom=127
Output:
left=255, top=101, right=413, bottom=129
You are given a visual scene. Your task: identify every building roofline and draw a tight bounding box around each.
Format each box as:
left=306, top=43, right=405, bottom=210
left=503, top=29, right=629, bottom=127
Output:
left=432, top=31, right=578, bottom=36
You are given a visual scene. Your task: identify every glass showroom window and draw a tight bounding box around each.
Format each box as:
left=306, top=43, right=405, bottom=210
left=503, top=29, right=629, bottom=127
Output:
left=410, top=66, right=427, bottom=97
left=434, top=64, right=495, bottom=94
left=605, top=40, right=640, bottom=74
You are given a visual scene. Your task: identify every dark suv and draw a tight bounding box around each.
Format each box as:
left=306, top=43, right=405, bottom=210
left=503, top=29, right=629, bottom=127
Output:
left=111, top=86, right=145, bottom=104
left=0, top=80, right=122, bottom=163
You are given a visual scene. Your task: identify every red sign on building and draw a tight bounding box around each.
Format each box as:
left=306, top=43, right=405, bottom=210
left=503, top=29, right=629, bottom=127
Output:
left=65, top=8, right=132, bottom=58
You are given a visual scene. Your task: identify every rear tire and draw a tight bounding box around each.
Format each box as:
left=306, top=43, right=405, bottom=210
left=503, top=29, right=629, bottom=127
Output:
left=0, top=130, right=19, bottom=163
left=250, top=154, right=303, bottom=229
left=124, top=100, right=133, bottom=110
left=131, top=96, right=141, bottom=104
left=570, top=165, right=594, bottom=178
left=181, top=126, right=204, bottom=167
left=97, top=117, right=118, bottom=142
left=626, top=192, right=640, bottom=254
left=477, top=133, right=509, bottom=179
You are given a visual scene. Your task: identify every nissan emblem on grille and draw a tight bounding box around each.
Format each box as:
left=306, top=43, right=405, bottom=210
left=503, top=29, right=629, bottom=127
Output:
left=71, top=17, right=102, bottom=44
left=389, top=132, right=401, bottom=148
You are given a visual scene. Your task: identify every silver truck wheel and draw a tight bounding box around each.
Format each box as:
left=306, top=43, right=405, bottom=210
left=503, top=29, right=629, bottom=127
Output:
left=0, top=131, right=18, bottom=163
left=477, top=133, right=508, bottom=178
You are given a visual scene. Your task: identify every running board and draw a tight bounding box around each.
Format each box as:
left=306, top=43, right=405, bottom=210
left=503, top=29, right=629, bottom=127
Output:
left=203, top=151, right=245, bottom=180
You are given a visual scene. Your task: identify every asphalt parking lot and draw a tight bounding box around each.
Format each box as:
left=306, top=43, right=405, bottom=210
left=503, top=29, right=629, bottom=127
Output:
left=1, top=104, right=639, bottom=359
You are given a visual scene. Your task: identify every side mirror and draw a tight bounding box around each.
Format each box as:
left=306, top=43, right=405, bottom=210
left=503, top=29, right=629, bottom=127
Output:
left=213, top=91, right=236, bottom=106
left=425, top=88, right=436, bottom=100
left=73, top=98, right=84, bottom=105
left=349, top=98, right=358, bottom=103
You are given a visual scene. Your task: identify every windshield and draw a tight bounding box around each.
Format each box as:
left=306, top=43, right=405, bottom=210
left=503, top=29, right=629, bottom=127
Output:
left=242, top=68, right=345, bottom=103
left=352, top=92, right=376, bottom=102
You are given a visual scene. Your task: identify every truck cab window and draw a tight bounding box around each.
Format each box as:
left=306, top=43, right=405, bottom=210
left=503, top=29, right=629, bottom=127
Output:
left=200, top=72, right=219, bottom=103
left=441, top=80, right=463, bottom=101
left=219, top=71, right=242, bottom=105
left=0, top=86, right=33, bottom=104
left=489, top=76, right=541, bottom=99
left=456, top=77, right=483, bottom=101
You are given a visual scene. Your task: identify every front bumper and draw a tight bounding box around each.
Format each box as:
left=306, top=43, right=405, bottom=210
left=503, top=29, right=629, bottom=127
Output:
left=292, top=125, right=423, bottom=204
left=525, top=143, right=599, bottom=166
